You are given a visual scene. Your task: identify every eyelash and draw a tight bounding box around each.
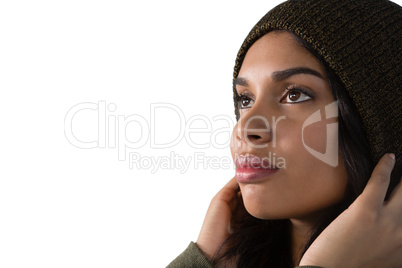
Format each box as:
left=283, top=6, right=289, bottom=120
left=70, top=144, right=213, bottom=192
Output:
left=280, top=85, right=314, bottom=104
left=237, top=93, right=255, bottom=110
left=236, top=85, right=314, bottom=109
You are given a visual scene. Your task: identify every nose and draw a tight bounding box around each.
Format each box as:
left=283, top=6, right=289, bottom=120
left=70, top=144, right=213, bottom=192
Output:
left=235, top=112, right=272, bottom=148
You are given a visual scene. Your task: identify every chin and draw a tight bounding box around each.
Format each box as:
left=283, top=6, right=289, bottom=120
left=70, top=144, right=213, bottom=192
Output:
left=242, top=196, right=329, bottom=221
left=242, top=198, right=286, bottom=220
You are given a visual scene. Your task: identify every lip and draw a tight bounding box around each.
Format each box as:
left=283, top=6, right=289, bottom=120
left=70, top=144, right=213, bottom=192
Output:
left=235, top=154, right=279, bottom=183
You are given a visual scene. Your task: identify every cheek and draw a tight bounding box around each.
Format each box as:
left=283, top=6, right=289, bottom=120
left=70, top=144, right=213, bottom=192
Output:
left=276, top=111, right=339, bottom=170
left=277, top=116, right=345, bottom=187
left=302, top=120, right=328, bottom=154
left=302, top=116, right=338, bottom=155
left=230, top=123, right=240, bottom=160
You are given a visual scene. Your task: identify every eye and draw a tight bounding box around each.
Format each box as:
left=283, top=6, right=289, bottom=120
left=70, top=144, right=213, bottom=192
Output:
left=238, top=94, right=255, bottom=109
left=280, top=86, right=313, bottom=104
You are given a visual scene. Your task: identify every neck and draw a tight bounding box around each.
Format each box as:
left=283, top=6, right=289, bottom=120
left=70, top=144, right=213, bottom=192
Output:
left=290, top=217, right=316, bottom=266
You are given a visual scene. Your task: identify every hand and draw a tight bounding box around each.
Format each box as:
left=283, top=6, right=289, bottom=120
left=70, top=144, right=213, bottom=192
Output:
left=300, top=154, right=402, bottom=267
left=196, top=177, right=246, bottom=260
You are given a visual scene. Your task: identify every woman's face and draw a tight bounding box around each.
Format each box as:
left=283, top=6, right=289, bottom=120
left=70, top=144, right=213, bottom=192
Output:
left=230, top=31, right=348, bottom=220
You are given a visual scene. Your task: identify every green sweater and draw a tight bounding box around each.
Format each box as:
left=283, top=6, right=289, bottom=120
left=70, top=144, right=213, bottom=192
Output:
left=167, top=242, right=322, bottom=268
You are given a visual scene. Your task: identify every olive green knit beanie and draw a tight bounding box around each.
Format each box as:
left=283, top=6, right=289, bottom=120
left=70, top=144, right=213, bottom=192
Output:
left=233, top=0, right=401, bottom=183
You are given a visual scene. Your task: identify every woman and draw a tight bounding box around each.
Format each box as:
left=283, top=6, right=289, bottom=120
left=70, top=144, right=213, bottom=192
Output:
left=168, top=0, right=401, bottom=267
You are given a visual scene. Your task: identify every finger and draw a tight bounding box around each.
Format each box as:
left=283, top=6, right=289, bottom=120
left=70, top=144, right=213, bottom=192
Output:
left=224, top=176, right=239, bottom=192
left=214, top=176, right=239, bottom=204
left=360, top=153, right=395, bottom=210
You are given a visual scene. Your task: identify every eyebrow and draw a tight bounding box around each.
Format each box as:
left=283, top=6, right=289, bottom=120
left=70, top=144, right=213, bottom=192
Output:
left=234, top=67, right=323, bottom=87
left=233, top=77, right=249, bottom=87
left=272, top=67, right=323, bottom=81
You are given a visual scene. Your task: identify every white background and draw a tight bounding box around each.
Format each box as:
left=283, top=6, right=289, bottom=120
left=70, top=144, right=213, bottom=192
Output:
left=1, top=1, right=400, bottom=267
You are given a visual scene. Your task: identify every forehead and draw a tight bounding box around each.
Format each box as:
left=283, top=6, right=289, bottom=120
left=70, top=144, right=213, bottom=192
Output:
left=239, top=31, right=324, bottom=77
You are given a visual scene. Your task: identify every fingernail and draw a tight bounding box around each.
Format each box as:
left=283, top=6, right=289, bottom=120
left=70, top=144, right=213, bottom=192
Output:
left=388, top=153, right=395, bottom=160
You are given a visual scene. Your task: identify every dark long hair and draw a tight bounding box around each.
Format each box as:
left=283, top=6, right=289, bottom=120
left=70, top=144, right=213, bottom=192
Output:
left=211, top=31, right=374, bottom=267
